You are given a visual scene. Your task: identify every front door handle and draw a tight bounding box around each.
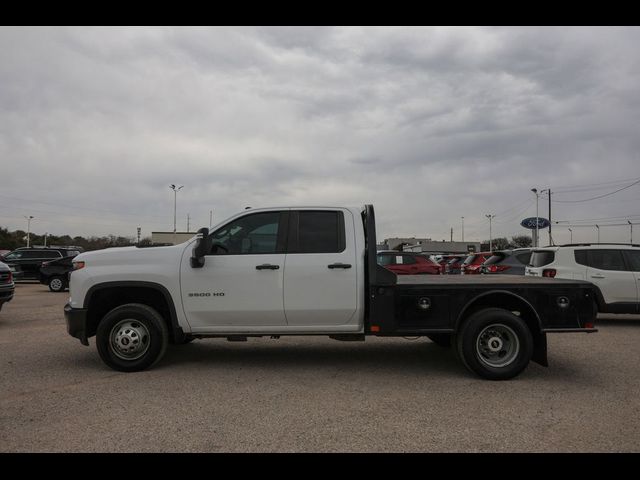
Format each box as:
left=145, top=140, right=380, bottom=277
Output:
left=591, top=275, right=605, bottom=279
left=328, top=263, right=352, bottom=269
left=256, top=264, right=280, bottom=270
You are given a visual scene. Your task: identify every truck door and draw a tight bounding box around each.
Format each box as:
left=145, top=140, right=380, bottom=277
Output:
left=181, top=210, right=289, bottom=329
left=283, top=209, right=358, bottom=326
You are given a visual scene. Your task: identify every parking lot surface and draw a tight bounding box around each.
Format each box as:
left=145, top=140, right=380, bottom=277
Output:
left=1, top=283, right=639, bottom=452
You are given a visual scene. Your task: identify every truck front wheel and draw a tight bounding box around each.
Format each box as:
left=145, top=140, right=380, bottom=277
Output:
left=96, top=303, right=169, bottom=372
left=457, top=308, right=533, bottom=380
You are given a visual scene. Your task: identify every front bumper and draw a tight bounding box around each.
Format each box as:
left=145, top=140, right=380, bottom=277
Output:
left=64, top=303, right=89, bottom=346
left=0, top=284, right=14, bottom=303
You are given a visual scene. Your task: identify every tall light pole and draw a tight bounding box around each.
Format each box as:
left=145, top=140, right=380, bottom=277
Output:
left=595, top=224, right=600, bottom=243
left=531, top=188, right=539, bottom=247
left=24, top=215, right=34, bottom=247
left=485, top=214, right=495, bottom=251
left=169, top=184, right=183, bottom=234
left=568, top=228, right=573, bottom=244
left=629, top=220, right=633, bottom=244
left=461, top=216, right=465, bottom=242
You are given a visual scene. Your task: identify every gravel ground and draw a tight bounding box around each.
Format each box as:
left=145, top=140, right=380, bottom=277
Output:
left=1, top=283, right=639, bottom=452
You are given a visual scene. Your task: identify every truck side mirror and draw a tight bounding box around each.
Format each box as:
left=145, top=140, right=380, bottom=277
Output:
left=190, top=227, right=211, bottom=268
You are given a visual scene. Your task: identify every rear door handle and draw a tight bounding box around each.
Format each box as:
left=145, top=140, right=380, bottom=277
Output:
left=256, top=264, right=280, bottom=270
left=328, top=263, right=352, bottom=269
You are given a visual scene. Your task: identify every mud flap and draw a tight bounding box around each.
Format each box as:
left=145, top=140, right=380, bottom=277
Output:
left=532, top=332, right=548, bottom=367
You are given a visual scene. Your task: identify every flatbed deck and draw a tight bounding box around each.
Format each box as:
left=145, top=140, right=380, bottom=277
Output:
left=396, top=274, right=591, bottom=286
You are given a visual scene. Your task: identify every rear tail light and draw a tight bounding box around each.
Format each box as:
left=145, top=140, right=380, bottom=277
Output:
left=543, top=269, right=557, bottom=278
left=6, top=271, right=12, bottom=283
left=487, top=265, right=511, bottom=273
left=72, top=261, right=85, bottom=271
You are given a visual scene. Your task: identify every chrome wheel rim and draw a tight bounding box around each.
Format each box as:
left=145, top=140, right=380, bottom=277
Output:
left=50, top=278, right=63, bottom=290
left=110, top=319, right=150, bottom=361
left=476, top=324, right=520, bottom=368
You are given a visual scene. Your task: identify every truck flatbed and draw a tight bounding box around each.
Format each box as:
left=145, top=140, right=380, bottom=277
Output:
left=396, top=274, right=591, bottom=286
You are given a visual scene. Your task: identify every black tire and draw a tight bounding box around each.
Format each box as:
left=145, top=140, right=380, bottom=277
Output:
left=48, top=276, right=67, bottom=292
left=456, top=308, right=533, bottom=380
left=96, top=303, right=169, bottom=372
left=426, top=333, right=451, bottom=347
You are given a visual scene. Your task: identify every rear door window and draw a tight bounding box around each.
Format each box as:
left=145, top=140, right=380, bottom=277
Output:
left=623, top=250, right=640, bottom=272
left=515, top=252, right=532, bottom=264
left=41, top=251, right=63, bottom=259
left=587, top=249, right=627, bottom=271
left=530, top=251, right=555, bottom=267
left=377, top=254, right=395, bottom=266
left=400, top=255, right=417, bottom=265
left=574, top=250, right=588, bottom=267
left=290, top=211, right=345, bottom=254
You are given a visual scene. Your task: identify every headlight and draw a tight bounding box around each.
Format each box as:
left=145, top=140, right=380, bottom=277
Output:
left=72, top=261, right=85, bottom=271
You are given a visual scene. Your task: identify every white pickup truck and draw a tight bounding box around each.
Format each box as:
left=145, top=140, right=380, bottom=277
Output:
left=65, top=205, right=597, bottom=380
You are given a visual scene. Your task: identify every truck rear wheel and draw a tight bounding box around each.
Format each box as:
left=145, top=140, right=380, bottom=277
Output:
left=96, top=303, right=169, bottom=372
left=457, top=308, right=533, bottom=380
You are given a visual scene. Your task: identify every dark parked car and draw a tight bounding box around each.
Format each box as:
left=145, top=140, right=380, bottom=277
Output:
left=1, top=246, right=83, bottom=281
left=377, top=251, right=442, bottom=275
left=39, top=255, right=77, bottom=292
left=480, top=248, right=533, bottom=275
left=460, top=252, right=492, bottom=275
left=0, top=261, right=15, bottom=312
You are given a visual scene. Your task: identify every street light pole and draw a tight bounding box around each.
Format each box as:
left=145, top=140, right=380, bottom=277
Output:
left=24, top=215, right=34, bottom=247
left=568, top=228, right=572, bottom=243
left=485, top=214, right=495, bottom=251
left=629, top=220, right=633, bottom=244
left=531, top=188, right=539, bottom=247
left=595, top=224, right=600, bottom=243
left=461, top=216, right=464, bottom=242
left=169, top=184, right=183, bottom=234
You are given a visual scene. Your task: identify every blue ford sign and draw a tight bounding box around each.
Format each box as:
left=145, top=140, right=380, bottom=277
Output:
left=521, top=217, right=550, bottom=229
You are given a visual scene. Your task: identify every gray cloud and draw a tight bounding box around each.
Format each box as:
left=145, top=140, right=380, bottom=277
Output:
left=1, top=26, right=640, bottom=244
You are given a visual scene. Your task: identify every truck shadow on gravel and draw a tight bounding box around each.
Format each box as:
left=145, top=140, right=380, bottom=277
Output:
left=161, top=340, right=469, bottom=378
left=158, top=339, right=598, bottom=383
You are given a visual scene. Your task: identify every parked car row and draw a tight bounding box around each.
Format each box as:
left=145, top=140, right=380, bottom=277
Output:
left=376, top=242, right=640, bottom=315
left=0, top=246, right=83, bottom=292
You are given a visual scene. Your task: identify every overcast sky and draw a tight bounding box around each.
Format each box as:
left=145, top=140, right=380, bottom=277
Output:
left=1, top=26, right=640, bottom=245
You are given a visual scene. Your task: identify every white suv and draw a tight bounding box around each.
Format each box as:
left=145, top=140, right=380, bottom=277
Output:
left=525, top=244, right=640, bottom=314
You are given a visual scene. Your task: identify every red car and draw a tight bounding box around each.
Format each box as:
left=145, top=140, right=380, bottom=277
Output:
left=377, top=251, right=442, bottom=275
left=460, top=252, right=492, bottom=275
